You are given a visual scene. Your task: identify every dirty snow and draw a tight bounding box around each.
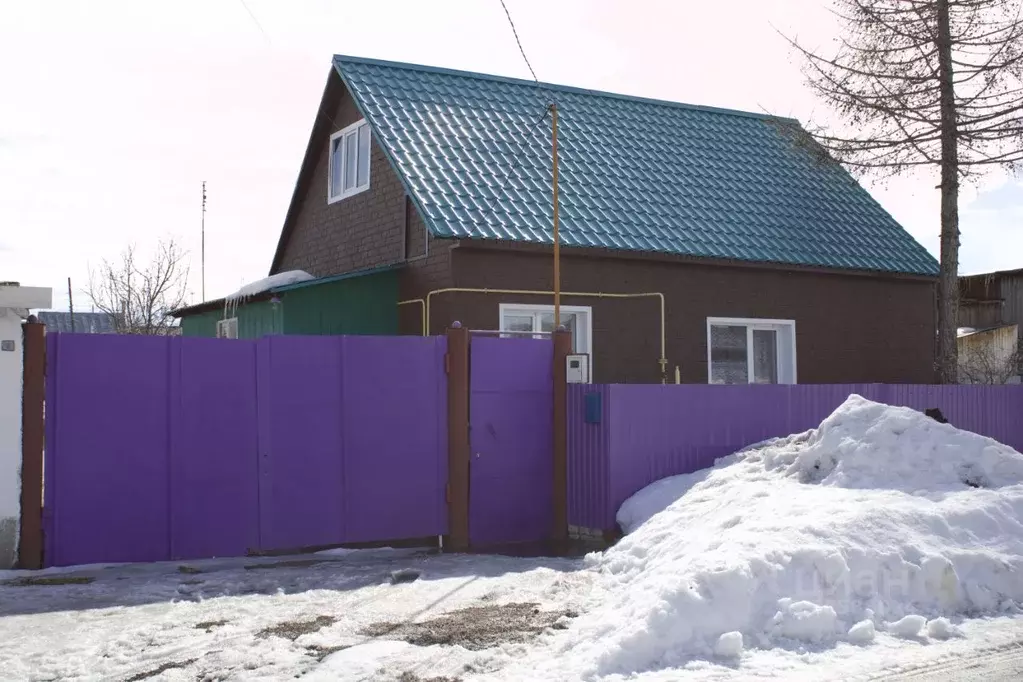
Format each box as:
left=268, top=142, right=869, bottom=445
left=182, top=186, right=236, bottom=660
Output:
left=225, top=270, right=314, bottom=301
left=494, top=395, right=1023, bottom=680
left=3, top=395, right=1023, bottom=681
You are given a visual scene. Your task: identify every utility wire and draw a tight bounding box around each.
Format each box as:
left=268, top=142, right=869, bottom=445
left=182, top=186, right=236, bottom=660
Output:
left=499, top=0, right=540, bottom=83
left=471, top=104, right=553, bottom=230
left=238, top=0, right=271, bottom=44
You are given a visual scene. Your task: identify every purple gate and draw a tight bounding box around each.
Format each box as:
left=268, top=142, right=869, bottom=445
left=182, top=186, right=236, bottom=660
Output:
left=468, top=336, right=554, bottom=546
left=43, top=333, right=447, bottom=567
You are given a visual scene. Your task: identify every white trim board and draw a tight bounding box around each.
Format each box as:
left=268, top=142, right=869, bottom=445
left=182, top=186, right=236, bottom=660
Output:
left=499, top=303, right=594, bottom=375
left=706, top=317, right=797, bottom=384
left=328, top=119, right=372, bottom=204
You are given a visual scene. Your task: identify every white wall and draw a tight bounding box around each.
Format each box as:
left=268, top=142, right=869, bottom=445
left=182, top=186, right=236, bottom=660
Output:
left=0, top=309, right=23, bottom=567
left=958, top=325, right=1020, bottom=384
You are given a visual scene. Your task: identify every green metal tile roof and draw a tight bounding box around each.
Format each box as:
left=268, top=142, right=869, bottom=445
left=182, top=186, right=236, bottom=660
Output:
left=333, top=55, right=939, bottom=276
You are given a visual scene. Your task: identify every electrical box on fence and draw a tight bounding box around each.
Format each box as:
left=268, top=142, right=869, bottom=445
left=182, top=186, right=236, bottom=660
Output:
left=566, top=353, right=591, bottom=384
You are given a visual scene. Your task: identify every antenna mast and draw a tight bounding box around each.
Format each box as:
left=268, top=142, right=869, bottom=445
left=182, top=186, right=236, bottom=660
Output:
left=201, top=181, right=207, bottom=301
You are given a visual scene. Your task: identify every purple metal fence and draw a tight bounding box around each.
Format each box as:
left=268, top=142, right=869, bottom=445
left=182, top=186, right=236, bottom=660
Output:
left=568, top=383, right=1023, bottom=531
left=44, top=333, right=447, bottom=567
left=469, top=336, right=554, bottom=546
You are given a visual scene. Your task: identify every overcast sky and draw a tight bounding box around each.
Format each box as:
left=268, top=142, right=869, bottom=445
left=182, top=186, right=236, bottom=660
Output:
left=2, top=0, right=1021, bottom=311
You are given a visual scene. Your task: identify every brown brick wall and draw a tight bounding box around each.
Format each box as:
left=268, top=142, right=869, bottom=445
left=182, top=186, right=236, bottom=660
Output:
left=398, top=213, right=454, bottom=335
left=445, top=246, right=937, bottom=384
left=273, top=72, right=455, bottom=337
left=276, top=75, right=407, bottom=277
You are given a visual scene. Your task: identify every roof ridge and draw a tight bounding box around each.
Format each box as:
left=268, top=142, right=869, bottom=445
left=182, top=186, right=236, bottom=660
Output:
left=333, top=54, right=799, bottom=124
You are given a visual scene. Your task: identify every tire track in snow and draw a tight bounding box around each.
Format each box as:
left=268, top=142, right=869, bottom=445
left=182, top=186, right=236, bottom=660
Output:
left=864, top=637, right=1023, bottom=681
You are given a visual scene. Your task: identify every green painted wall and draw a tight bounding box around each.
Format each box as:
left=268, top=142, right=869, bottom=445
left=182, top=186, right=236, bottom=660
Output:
left=179, top=302, right=280, bottom=339
left=283, top=271, right=398, bottom=336
left=180, top=310, right=220, bottom=337
left=238, top=300, right=282, bottom=338
left=177, top=269, right=398, bottom=338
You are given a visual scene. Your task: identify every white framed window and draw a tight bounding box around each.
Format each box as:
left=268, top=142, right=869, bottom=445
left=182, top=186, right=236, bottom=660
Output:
left=707, top=317, right=796, bottom=385
left=499, top=303, right=593, bottom=355
left=328, top=119, right=371, bottom=203
left=216, top=317, right=239, bottom=339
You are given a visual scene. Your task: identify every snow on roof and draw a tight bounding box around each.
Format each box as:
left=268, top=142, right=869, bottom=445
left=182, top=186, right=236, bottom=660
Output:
left=957, top=324, right=1017, bottom=338
left=225, top=270, right=314, bottom=302
left=504, top=395, right=1023, bottom=677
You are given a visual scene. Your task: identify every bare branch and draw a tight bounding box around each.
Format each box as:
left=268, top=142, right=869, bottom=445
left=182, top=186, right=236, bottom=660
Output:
left=782, top=0, right=1023, bottom=384
left=86, top=238, right=190, bottom=335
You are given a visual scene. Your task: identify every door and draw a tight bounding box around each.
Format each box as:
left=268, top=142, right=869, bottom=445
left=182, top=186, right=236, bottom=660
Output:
left=468, top=335, right=553, bottom=546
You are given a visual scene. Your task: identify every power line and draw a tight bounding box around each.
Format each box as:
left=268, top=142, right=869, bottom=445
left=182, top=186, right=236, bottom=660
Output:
left=238, top=0, right=271, bottom=44
left=499, top=0, right=539, bottom=83
left=471, top=105, right=553, bottom=230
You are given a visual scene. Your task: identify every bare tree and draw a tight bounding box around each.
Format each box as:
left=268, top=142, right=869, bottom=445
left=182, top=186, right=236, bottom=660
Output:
left=959, top=339, right=1022, bottom=383
left=786, top=0, right=1023, bottom=383
left=87, top=239, right=189, bottom=335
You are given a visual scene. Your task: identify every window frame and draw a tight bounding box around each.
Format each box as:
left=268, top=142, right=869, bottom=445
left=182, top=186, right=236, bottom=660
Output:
left=216, top=317, right=239, bottom=339
left=328, top=119, right=372, bottom=204
left=706, top=317, right=797, bottom=385
left=499, top=302, right=594, bottom=367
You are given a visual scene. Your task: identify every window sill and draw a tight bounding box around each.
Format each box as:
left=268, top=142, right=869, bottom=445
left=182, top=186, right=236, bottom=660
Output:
left=328, top=183, right=371, bottom=205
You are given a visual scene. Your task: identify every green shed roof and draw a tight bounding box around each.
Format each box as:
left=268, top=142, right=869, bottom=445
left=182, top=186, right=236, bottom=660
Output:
left=333, top=55, right=938, bottom=276
left=172, top=264, right=403, bottom=317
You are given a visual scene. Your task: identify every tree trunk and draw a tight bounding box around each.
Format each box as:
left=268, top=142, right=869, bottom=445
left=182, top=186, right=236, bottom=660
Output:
left=935, top=0, right=961, bottom=384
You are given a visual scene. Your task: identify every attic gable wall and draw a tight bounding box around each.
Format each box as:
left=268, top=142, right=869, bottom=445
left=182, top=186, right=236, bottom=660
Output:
left=274, top=74, right=408, bottom=277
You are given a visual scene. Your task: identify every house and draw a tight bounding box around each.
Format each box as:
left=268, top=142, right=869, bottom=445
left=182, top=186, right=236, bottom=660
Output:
left=36, top=311, right=118, bottom=334
left=958, top=268, right=1023, bottom=383
left=957, top=324, right=1020, bottom=384
left=184, top=55, right=940, bottom=384
left=0, top=282, right=52, bottom=568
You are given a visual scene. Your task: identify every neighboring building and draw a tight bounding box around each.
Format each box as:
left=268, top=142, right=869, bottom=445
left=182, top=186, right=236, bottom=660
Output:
left=36, top=311, right=118, bottom=334
left=219, top=56, right=941, bottom=384
left=957, top=324, right=1020, bottom=384
left=958, top=268, right=1023, bottom=384
left=959, top=268, right=1023, bottom=329
left=172, top=266, right=399, bottom=338
left=0, top=282, right=52, bottom=568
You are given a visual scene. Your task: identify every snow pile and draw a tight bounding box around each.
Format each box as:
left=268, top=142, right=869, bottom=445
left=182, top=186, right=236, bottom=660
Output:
left=541, top=395, right=1023, bottom=678
left=225, top=270, right=314, bottom=302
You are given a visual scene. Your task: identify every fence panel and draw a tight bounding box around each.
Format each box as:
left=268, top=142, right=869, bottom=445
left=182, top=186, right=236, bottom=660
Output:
left=171, top=338, right=260, bottom=560
left=340, top=335, right=448, bottom=543
left=568, top=383, right=1023, bottom=532
left=257, top=336, right=346, bottom=552
left=43, top=333, right=449, bottom=567
left=567, top=384, right=610, bottom=529
left=45, top=334, right=173, bottom=566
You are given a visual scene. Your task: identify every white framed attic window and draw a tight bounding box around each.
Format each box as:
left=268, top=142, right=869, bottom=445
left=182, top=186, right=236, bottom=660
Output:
left=707, top=317, right=796, bottom=385
left=216, top=317, right=239, bottom=339
left=499, top=304, right=593, bottom=356
left=328, top=119, right=371, bottom=203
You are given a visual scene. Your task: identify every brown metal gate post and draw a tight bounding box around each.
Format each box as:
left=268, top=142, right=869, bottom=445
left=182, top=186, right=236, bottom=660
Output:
left=445, top=324, right=470, bottom=551
left=19, top=321, right=45, bottom=569
left=552, top=328, right=571, bottom=552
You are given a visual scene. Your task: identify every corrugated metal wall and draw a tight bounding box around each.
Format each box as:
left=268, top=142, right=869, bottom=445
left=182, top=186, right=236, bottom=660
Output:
left=567, top=385, right=611, bottom=529
left=179, top=301, right=280, bottom=339
left=179, top=269, right=398, bottom=339
left=567, top=383, right=1023, bottom=531
left=283, top=270, right=398, bottom=336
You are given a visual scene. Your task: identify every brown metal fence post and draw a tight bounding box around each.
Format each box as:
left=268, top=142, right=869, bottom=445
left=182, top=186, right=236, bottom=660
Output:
left=445, top=324, right=470, bottom=552
left=18, top=321, right=45, bottom=569
left=552, top=328, right=571, bottom=552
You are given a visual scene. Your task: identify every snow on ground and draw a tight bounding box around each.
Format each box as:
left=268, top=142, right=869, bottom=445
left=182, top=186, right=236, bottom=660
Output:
left=492, top=395, right=1023, bottom=681
left=3, top=395, right=1023, bottom=681
left=225, top=270, right=314, bottom=302
left=0, top=550, right=589, bottom=681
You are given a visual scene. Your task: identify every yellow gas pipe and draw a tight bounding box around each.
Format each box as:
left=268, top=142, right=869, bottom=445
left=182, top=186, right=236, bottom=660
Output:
left=398, top=288, right=668, bottom=382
